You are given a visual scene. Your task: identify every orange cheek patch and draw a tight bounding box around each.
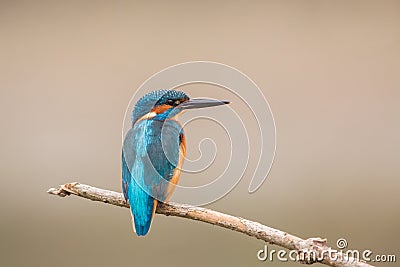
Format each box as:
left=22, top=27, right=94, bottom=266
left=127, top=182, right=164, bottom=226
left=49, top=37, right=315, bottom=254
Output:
left=151, top=104, right=172, bottom=114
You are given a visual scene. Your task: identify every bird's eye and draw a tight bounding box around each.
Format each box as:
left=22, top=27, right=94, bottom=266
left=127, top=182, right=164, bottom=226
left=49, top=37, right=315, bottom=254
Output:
left=167, top=99, right=174, bottom=105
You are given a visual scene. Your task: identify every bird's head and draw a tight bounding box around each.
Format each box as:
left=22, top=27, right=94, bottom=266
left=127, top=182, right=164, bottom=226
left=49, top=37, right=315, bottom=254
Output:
left=132, top=89, right=230, bottom=124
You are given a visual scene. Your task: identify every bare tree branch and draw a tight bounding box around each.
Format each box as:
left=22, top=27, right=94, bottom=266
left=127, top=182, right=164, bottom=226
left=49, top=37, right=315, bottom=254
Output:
left=48, top=182, right=373, bottom=267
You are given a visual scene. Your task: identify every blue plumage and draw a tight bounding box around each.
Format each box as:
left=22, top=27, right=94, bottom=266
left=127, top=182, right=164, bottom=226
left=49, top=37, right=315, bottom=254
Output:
left=122, top=89, right=229, bottom=236
left=123, top=119, right=182, bottom=235
left=122, top=90, right=186, bottom=236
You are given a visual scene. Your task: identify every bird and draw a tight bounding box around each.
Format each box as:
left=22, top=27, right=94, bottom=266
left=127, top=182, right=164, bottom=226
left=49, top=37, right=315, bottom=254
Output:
left=122, top=89, right=230, bottom=236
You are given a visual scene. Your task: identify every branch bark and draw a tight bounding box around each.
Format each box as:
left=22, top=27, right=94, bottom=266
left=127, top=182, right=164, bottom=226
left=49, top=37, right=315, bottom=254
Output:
left=48, top=182, right=373, bottom=267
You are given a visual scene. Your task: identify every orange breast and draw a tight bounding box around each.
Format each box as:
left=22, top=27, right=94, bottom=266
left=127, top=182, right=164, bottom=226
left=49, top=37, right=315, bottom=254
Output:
left=165, top=133, right=186, bottom=201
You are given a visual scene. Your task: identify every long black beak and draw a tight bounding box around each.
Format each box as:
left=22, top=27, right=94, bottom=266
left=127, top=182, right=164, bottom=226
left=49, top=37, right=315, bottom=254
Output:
left=178, top=98, right=230, bottom=110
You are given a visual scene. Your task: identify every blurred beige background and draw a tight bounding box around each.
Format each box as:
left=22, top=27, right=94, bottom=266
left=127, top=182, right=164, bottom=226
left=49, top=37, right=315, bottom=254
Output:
left=1, top=1, right=399, bottom=266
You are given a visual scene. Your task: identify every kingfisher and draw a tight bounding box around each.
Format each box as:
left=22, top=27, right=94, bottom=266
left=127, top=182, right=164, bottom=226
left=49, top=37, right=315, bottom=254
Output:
left=122, top=89, right=229, bottom=236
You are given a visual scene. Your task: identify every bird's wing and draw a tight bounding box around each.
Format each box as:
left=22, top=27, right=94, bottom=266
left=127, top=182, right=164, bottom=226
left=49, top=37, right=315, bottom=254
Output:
left=123, top=123, right=156, bottom=235
left=122, top=119, right=183, bottom=235
left=123, top=119, right=182, bottom=200
left=142, top=119, right=182, bottom=201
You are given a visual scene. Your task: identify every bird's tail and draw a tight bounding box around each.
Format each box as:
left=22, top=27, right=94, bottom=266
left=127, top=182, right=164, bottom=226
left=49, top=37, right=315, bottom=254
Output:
left=129, top=184, right=157, bottom=236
